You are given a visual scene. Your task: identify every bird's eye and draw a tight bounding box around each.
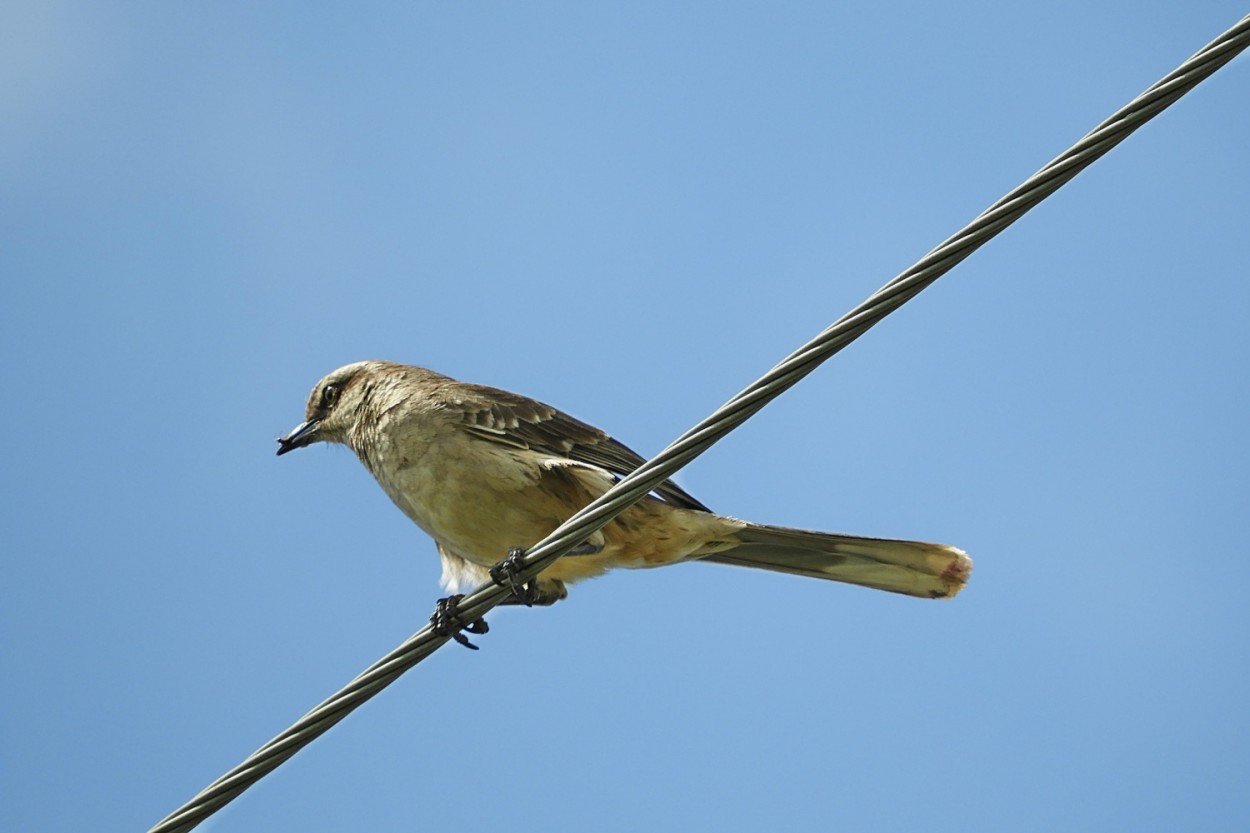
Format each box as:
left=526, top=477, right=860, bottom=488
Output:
left=320, top=384, right=341, bottom=409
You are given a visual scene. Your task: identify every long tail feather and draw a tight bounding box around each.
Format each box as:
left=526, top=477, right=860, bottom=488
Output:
left=703, top=523, right=972, bottom=599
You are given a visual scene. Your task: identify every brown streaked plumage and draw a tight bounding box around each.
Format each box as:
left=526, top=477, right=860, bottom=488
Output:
left=277, top=360, right=972, bottom=603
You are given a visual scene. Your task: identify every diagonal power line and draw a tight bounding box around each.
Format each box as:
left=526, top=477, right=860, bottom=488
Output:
left=149, top=14, right=1250, bottom=833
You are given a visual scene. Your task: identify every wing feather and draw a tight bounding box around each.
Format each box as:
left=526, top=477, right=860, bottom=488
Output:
left=450, top=382, right=709, bottom=511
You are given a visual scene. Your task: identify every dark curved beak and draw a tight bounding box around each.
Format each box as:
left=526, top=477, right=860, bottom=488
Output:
left=276, top=418, right=321, bottom=456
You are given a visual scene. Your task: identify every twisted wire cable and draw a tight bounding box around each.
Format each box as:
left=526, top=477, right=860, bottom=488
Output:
left=149, top=14, right=1250, bottom=833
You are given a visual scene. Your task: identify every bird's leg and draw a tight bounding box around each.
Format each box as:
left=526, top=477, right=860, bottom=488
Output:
left=489, top=547, right=535, bottom=605
left=489, top=546, right=577, bottom=607
left=429, top=594, right=490, bottom=650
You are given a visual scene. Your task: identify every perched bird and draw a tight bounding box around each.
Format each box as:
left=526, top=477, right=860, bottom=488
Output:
left=277, top=360, right=971, bottom=615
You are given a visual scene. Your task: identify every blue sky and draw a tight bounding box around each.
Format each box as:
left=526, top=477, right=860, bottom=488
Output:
left=3, top=3, right=1248, bottom=832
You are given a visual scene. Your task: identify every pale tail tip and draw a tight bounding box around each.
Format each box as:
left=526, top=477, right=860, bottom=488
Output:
left=936, top=546, right=973, bottom=599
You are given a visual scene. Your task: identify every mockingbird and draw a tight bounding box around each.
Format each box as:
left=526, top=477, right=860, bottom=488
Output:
left=278, top=361, right=970, bottom=637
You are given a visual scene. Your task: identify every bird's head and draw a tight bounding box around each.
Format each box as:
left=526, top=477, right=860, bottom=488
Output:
left=276, top=360, right=384, bottom=455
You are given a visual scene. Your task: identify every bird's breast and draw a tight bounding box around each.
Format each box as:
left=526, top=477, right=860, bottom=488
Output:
left=364, top=431, right=564, bottom=564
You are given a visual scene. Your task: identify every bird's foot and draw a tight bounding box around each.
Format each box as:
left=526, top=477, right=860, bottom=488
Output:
left=429, top=594, right=489, bottom=650
left=496, top=582, right=566, bottom=607
left=489, top=547, right=536, bottom=606
left=489, top=547, right=568, bottom=607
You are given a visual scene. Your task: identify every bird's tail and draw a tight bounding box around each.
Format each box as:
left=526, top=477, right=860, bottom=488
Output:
left=702, top=523, right=972, bottom=599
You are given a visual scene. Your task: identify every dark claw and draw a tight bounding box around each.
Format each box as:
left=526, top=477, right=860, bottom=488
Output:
left=489, top=547, right=536, bottom=607
left=430, top=594, right=489, bottom=650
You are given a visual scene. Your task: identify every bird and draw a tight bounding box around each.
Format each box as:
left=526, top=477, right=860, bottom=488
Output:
left=277, top=360, right=971, bottom=629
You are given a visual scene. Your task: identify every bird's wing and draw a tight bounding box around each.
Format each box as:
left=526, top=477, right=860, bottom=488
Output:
left=450, top=382, right=710, bottom=511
